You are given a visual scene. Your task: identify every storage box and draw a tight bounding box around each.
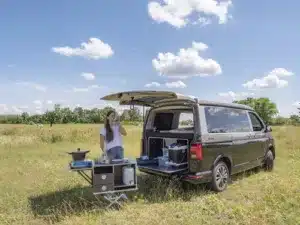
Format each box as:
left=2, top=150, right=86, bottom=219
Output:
left=168, top=145, right=187, bottom=164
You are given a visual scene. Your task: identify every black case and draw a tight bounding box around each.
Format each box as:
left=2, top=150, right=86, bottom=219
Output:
left=168, top=149, right=187, bottom=164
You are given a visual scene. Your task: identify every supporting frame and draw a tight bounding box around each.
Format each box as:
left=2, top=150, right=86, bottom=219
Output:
left=76, top=170, right=92, bottom=185
left=94, top=192, right=128, bottom=209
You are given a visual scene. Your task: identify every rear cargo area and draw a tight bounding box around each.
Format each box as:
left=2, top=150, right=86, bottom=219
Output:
left=137, top=105, right=195, bottom=176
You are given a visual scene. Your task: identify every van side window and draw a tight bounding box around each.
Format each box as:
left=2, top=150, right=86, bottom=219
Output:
left=204, top=106, right=251, bottom=133
left=178, top=112, right=193, bottom=128
left=248, top=112, right=264, bottom=131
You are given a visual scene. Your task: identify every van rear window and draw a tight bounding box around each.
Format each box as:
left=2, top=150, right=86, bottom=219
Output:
left=153, top=113, right=173, bottom=130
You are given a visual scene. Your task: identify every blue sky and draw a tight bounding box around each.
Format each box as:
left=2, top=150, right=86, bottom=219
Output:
left=0, top=0, right=299, bottom=116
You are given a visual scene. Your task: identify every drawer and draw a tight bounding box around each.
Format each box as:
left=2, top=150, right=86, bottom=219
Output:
left=92, top=184, right=114, bottom=193
left=93, top=173, right=114, bottom=185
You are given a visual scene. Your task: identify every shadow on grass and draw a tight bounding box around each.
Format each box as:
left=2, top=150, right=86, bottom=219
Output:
left=28, top=186, right=105, bottom=223
left=28, top=168, right=262, bottom=223
left=28, top=174, right=209, bottom=223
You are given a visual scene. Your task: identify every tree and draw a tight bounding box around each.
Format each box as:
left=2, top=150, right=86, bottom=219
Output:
left=0, top=104, right=143, bottom=125
left=120, top=110, right=130, bottom=121
left=44, top=111, right=57, bottom=127
left=234, top=97, right=278, bottom=124
left=128, top=108, right=142, bottom=121
left=272, top=116, right=287, bottom=125
left=289, top=115, right=300, bottom=126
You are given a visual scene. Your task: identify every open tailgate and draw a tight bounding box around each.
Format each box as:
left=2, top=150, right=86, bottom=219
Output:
left=100, top=90, right=195, bottom=107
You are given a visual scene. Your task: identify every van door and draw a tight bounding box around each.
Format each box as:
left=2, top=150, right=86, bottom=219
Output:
left=198, top=106, right=235, bottom=173
left=201, top=106, right=254, bottom=173
left=247, top=111, right=268, bottom=165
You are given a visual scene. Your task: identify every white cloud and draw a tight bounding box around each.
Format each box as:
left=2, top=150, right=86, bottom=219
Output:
left=243, top=68, right=294, bottom=90
left=52, top=38, right=114, bottom=60
left=145, top=82, right=161, bottom=88
left=18, top=105, right=29, bottom=109
left=0, top=104, right=9, bottom=113
left=72, top=87, right=89, bottom=92
left=16, top=81, right=47, bottom=92
left=81, top=72, right=95, bottom=80
left=292, top=102, right=300, bottom=108
left=148, top=0, right=233, bottom=28
left=33, top=100, right=43, bottom=105
left=218, top=91, right=255, bottom=101
left=11, top=106, right=22, bottom=114
left=35, top=109, right=43, bottom=115
left=68, top=84, right=103, bottom=93
left=46, top=100, right=53, bottom=104
left=165, top=80, right=187, bottom=88
left=192, top=17, right=212, bottom=26
left=152, top=41, right=221, bottom=78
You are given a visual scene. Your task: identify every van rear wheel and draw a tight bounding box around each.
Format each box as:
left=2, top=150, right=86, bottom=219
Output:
left=211, top=161, right=229, bottom=192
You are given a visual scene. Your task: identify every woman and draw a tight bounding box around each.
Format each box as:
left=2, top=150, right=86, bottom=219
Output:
left=100, top=110, right=127, bottom=160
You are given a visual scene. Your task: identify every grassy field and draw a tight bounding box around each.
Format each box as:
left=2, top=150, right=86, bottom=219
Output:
left=1, top=124, right=300, bottom=225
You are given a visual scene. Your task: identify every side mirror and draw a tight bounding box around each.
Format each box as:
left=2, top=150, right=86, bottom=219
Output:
left=266, top=125, right=272, bottom=132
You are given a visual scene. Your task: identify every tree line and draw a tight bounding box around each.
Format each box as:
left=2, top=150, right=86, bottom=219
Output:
left=234, top=97, right=300, bottom=126
left=0, top=98, right=299, bottom=126
left=0, top=104, right=144, bottom=126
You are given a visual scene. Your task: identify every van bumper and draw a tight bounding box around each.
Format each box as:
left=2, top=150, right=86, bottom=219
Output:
left=181, top=170, right=212, bottom=184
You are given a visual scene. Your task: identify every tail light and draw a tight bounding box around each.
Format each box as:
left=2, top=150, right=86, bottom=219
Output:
left=190, top=143, right=203, bottom=160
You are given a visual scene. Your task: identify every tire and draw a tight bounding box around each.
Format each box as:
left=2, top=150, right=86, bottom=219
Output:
left=263, top=150, right=274, bottom=171
left=211, top=161, right=230, bottom=192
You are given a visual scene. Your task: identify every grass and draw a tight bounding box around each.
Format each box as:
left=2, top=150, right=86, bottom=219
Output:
left=0, top=124, right=300, bottom=225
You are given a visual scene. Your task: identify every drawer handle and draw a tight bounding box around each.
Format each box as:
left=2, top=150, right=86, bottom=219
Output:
left=101, top=175, right=107, bottom=180
left=101, top=185, right=107, bottom=191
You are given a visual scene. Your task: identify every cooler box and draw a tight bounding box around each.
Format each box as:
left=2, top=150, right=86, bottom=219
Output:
left=168, top=145, right=188, bottom=164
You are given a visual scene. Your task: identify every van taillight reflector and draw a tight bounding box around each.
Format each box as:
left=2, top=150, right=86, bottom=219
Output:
left=190, top=143, right=203, bottom=160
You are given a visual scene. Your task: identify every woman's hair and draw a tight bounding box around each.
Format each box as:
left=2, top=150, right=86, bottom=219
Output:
left=105, top=110, right=115, bottom=143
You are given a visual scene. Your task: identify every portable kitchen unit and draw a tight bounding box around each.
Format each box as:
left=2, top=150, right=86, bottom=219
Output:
left=67, top=148, right=138, bottom=209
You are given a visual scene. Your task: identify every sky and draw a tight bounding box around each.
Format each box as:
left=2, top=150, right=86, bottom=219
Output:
left=0, top=0, right=299, bottom=116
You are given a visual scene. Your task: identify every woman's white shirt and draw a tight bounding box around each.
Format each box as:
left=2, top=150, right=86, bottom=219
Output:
left=100, top=125, right=123, bottom=151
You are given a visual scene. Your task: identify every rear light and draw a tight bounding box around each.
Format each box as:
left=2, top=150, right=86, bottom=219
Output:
left=190, top=143, right=203, bottom=160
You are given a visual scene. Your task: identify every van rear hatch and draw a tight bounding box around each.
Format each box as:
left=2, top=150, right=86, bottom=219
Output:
left=100, top=90, right=195, bottom=107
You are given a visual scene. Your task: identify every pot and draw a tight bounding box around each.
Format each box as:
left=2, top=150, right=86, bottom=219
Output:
left=67, top=148, right=90, bottom=161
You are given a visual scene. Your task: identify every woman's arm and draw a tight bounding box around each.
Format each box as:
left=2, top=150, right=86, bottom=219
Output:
left=119, top=124, right=127, bottom=136
left=100, top=135, right=105, bottom=152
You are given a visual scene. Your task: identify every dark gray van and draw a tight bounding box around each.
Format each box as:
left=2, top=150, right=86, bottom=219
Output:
left=101, top=90, right=275, bottom=192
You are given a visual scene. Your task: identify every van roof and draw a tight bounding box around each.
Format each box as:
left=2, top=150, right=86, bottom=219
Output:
left=196, top=99, right=254, bottom=111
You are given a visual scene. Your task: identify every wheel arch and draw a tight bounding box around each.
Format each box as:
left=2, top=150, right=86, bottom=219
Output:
left=212, top=154, right=233, bottom=175
left=268, top=144, right=275, bottom=159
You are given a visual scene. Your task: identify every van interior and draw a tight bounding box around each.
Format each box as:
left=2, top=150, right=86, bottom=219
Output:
left=138, top=105, right=195, bottom=174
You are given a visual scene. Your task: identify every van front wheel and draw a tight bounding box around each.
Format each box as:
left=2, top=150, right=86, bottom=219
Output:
left=211, top=161, right=229, bottom=192
left=263, top=150, right=274, bottom=171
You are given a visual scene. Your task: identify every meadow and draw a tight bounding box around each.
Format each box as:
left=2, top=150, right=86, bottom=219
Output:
left=0, top=124, right=300, bottom=225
